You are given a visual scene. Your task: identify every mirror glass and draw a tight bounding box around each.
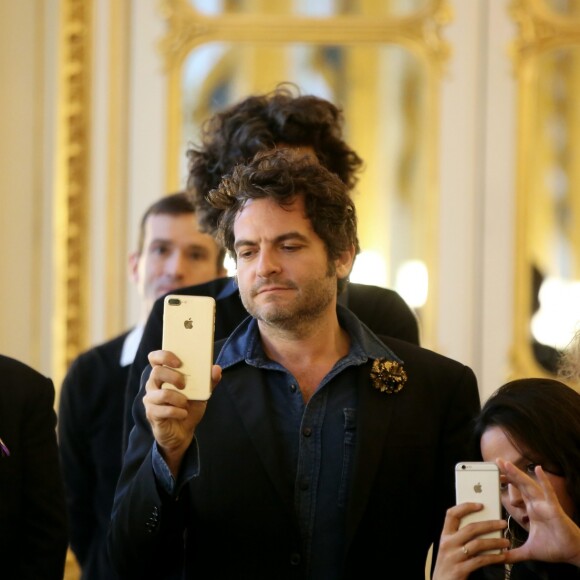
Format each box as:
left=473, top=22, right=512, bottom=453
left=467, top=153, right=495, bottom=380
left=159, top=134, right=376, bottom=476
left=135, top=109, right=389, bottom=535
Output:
left=180, top=41, right=435, bottom=342
left=541, top=0, right=580, bottom=18
left=525, top=44, right=580, bottom=373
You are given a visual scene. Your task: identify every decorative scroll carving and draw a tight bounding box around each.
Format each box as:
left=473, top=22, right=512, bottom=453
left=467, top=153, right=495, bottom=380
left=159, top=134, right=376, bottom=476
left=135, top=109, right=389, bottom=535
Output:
left=159, top=0, right=453, bottom=75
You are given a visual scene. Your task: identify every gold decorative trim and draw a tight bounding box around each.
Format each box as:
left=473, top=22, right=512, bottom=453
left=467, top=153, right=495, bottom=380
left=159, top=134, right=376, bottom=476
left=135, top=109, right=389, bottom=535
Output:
left=160, top=0, right=453, bottom=193
left=510, top=0, right=580, bottom=67
left=53, top=0, right=92, bottom=385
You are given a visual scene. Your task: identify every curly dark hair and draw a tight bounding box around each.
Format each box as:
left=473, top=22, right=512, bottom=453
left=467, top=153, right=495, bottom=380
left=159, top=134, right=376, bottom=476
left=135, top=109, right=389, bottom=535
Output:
left=186, top=83, right=363, bottom=236
left=473, top=378, right=580, bottom=530
left=208, top=148, right=358, bottom=294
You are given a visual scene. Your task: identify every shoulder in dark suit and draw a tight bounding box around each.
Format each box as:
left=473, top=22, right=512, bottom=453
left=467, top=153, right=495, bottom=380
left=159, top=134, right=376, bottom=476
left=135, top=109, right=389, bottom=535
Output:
left=58, top=332, right=129, bottom=579
left=0, top=355, right=68, bottom=580
left=123, top=278, right=419, bottom=447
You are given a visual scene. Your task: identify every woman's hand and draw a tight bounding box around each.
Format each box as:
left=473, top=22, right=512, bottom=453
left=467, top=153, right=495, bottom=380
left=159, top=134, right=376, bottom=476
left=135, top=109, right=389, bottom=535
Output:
left=432, top=503, right=508, bottom=580
left=498, top=459, right=580, bottom=567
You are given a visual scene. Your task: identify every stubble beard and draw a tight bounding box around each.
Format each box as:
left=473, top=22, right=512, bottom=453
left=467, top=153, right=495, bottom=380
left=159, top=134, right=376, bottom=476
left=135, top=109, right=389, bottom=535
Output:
left=240, top=265, right=337, bottom=331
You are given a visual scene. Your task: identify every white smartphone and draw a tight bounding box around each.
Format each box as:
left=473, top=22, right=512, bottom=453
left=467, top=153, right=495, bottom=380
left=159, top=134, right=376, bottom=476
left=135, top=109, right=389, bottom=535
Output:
left=161, top=294, right=216, bottom=400
left=455, top=462, right=503, bottom=553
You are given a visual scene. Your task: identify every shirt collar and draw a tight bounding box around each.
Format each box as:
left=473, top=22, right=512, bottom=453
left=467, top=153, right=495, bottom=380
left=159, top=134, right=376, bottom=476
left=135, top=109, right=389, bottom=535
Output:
left=215, top=305, right=403, bottom=370
left=120, top=325, right=144, bottom=367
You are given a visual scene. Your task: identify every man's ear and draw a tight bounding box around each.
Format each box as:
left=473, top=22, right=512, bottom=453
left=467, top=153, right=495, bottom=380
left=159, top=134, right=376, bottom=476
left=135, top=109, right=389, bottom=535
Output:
left=335, top=245, right=356, bottom=281
left=128, top=252, right=140, bottom=284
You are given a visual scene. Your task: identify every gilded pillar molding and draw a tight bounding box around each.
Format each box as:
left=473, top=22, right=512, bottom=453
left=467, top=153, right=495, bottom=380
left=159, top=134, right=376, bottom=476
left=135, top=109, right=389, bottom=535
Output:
left=53, top=0, right=92, bottom=384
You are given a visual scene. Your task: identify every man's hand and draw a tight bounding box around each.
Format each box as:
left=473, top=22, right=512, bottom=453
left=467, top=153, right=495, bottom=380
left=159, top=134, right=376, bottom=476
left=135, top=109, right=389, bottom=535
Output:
left=144, top=349, right=221, bottom=477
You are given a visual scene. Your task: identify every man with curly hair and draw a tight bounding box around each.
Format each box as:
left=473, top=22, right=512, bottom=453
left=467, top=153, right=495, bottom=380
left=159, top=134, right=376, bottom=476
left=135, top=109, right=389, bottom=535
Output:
left=123, top=85, right=420, bottom=445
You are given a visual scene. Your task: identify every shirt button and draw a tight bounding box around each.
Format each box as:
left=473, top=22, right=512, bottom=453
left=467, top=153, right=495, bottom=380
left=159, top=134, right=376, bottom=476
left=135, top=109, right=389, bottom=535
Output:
left=290, top=384, right=297, bottom=393
left=302, top=427, right=312, bottom=437
left=299, top=480, right=309, bottom=491
left=290, top=552, right=301, bottom=566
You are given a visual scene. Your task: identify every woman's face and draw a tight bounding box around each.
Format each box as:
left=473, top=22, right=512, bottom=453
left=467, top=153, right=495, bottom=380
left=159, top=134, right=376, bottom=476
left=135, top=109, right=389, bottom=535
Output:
left=480, top=426, right=575, bottom=531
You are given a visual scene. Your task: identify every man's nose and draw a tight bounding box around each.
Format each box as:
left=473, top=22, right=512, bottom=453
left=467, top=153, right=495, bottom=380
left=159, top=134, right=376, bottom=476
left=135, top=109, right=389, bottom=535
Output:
left=256, top=248, right=281, bottom=277
left=165, top=250, right=186, bottom=278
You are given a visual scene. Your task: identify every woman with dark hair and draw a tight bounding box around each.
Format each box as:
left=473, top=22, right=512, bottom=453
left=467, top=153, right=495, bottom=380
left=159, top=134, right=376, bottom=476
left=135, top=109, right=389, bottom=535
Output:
left=433, top=378, right=580, bottom=579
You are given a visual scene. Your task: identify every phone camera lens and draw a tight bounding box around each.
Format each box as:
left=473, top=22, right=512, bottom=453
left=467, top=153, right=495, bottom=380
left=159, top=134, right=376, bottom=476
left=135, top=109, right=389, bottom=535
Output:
left=461, top=465, right=466, bottom=470
left=168, top=298, right=181, bottom=306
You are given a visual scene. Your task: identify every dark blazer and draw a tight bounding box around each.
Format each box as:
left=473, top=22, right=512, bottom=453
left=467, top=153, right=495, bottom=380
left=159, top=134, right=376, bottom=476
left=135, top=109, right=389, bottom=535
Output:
left=58, top=333, right=129, bottom=579
left=123, top=278, right=419, bottom=447
left=0, top=355, right=68, bottom=580
left=110, top=335, right=480, bottom=580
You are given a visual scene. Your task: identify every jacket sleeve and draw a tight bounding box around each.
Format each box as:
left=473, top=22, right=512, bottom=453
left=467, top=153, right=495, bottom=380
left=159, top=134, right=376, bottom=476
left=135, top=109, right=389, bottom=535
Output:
left=22, top=374, right=69, bottom=579
left=109, top=366, right=187, bottom=579
left=58, top=356, right=97, bottom=565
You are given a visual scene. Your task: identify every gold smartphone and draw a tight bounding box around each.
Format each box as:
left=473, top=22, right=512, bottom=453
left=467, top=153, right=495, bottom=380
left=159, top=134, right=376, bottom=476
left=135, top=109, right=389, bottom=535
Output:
left=161, top=294, right=216, bottom=400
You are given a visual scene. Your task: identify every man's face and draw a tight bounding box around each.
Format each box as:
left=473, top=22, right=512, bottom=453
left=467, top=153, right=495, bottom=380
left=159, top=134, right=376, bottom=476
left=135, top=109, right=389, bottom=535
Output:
left=233, top=196, right=353, bottom=329
left=131, top=212, right=224, bottom=313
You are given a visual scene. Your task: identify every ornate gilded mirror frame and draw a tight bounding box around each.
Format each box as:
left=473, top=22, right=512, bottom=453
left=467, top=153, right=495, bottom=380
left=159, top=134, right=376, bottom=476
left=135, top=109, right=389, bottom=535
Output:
left=158, top=0, right=452, bottom=348
left=510, top=0, right=580, bottom=378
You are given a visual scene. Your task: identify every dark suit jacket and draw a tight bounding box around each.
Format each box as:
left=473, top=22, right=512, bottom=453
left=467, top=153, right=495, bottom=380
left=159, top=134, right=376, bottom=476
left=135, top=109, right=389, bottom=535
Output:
left=110, top=335, right=480, bottom=580
left=0, top=355, right=68, bottom=580
left=123, top=278, right=419, bottom=447
left=58, top=333, right=129, bottom=579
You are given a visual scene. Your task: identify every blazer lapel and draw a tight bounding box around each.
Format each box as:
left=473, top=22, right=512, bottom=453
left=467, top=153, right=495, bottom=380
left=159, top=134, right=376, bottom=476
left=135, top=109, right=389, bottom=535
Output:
left=345, top=362, right=398, bottom=548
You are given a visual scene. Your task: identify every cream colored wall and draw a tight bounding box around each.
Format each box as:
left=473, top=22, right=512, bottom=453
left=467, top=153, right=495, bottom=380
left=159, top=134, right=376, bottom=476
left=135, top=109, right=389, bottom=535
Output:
left=0, top=1, right=58, bottom=378
left=439, top=1, right=517, bottom=401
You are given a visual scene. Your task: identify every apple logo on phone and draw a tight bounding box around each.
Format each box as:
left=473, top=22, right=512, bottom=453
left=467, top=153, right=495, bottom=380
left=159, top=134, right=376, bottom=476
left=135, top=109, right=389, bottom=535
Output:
left=184, top=318, right=193, bottom=329
left=473, top=482, right=482, bottom=494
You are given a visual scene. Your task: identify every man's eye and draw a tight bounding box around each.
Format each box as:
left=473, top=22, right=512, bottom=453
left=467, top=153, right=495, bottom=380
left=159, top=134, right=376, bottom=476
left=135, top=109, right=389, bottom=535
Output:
left=152, top=245, right=169, bottom=255
left=188, top=251, right=207, bottom=261
left=281, top=245, right=300, bottom=252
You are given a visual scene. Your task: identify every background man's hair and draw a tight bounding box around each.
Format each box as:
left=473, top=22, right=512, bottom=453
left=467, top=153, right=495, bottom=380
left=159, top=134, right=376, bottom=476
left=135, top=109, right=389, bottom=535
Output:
left=186, top=83, right=363, bottom=236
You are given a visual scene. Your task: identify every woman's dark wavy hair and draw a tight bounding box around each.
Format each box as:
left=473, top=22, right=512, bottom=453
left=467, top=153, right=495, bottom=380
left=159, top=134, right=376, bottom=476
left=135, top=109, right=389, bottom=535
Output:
left=208, top=149, right=358, bottom=294
left=473, top=378, right=580, bottom=529
left=186, top=83, right=363, bottom=236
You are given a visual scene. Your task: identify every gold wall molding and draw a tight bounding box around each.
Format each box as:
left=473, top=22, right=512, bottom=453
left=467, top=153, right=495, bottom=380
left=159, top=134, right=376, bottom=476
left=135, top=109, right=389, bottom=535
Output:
left=160, top=0, right=453, bottom=71
left=159, top=0, right=453, bottom=191
left=510, top=0, right=580, bottom=380
left=511, top=0, right=580, bottom=63
left=53, top=0, right=92, bottom=384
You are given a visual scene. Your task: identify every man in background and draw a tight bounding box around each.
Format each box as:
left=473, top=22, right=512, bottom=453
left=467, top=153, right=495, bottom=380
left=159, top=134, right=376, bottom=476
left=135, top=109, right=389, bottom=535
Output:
left=58, top=192, right=225, bottom=579
left=123, top=85, right=420, bottom=447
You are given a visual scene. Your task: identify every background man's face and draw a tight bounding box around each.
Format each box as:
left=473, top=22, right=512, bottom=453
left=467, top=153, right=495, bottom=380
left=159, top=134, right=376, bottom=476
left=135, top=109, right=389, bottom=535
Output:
left=131, top=212, right=224, bottom=312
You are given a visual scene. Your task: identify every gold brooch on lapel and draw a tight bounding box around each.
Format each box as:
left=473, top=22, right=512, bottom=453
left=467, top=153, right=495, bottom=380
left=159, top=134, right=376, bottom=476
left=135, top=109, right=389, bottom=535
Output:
left=370, top=359, right=407, bottom=395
